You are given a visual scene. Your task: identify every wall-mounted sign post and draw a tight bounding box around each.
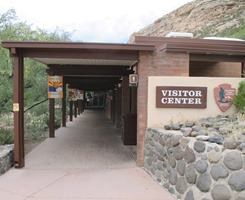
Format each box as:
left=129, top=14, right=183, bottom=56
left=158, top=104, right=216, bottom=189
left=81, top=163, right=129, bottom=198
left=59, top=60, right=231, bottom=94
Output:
left=156, top=86, right=207, bottom=108
left=129, top=74, right=138, bottom=87
left=48, top=76, right=63, bottom=98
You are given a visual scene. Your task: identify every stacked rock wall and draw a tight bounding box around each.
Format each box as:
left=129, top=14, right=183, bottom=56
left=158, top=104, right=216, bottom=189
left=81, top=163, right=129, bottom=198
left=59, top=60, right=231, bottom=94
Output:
left=144, top=128, right=245, bottom=200
left=0, top=145, right=14, bottom=175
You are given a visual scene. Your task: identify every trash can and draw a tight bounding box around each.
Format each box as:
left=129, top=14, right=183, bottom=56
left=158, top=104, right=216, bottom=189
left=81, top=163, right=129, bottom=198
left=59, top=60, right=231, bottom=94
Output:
left=122, top=113, right=137, bottom=145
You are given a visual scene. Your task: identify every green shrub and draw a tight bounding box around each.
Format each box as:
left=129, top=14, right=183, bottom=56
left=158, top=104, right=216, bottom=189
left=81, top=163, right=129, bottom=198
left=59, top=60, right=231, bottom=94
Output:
left=0, top=128, right=13, bottom=145
left=233, top=80, right=245, bottom=112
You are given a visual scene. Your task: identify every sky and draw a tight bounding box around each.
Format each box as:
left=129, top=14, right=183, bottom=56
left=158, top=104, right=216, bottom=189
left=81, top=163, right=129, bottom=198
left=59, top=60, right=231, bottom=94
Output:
left=0, top=0, right=193, bottom=43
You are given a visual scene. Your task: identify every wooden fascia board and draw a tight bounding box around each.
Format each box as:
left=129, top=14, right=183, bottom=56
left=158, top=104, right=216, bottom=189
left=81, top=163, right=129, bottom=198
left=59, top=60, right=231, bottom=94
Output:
left=1, top=41, right=155, bottom=51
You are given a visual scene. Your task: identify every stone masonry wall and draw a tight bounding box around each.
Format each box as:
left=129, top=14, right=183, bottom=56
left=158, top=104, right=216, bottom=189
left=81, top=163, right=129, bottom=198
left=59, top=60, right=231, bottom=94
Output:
left=0, top=145, right=14, bottom=175
left=144, top=128, right=245, bottom=200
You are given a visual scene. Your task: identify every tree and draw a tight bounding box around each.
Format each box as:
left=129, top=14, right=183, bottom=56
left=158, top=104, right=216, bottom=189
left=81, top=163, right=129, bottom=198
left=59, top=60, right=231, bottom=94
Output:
left=0, top=9, right=71, bottom=114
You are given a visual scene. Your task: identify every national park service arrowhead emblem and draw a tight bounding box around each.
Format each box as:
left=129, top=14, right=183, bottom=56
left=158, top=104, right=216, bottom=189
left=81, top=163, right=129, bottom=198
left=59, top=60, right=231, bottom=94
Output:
left=214, top=83, right=236, bottom=112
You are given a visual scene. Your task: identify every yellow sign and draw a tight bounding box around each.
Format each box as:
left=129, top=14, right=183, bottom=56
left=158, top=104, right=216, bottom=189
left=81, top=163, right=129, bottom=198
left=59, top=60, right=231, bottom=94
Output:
left=48, top=76, right=63, bottom=98
left=13, top=103, right=19, bottom=112
left=68, top=88, right=77, bottom=101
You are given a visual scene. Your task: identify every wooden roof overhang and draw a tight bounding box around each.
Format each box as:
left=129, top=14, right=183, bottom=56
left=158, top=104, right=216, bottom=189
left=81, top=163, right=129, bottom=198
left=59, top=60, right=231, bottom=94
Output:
left=2, top=41, right=155, bottom=91
left=133, top=36, right=245, bottom=62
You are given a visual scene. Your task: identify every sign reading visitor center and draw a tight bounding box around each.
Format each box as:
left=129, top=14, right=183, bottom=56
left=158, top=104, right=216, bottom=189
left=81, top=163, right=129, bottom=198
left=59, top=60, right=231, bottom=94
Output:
left=156, top=86, right=207, bottom=108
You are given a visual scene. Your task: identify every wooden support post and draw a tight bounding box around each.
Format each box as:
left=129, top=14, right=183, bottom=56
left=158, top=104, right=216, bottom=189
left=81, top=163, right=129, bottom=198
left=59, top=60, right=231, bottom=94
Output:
left=121, top=76, right=130, bottom=140
left=121, top=76, right=130, bottom=117
left=62, top=83, right=66, bottom=127
left=81, top=100, right=85, bottom=113
left=115, top=87, right=122, bottom=128
left=74, top=101, right=78, bottom=118
left=77, top=100, right=81, bottom=115
left=242, top=62, right=245, bottom=78
left=13, top=54, right=25, bottom=168
left=112, top=90, right=116, bottom=124
left=130, top=87, right=137, bottom=114
left=49, top=98, right=55, bottom=138
left=69, top=101, right=73, bottom=121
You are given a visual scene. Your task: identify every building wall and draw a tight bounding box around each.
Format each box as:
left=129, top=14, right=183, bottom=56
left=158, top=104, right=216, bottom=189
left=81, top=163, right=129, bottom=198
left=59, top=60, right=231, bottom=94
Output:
left=137, top=49, right=189, bottom=166
left=190, top=61, right=241, bottom=77
left=147, top=76, right=243, bottom=127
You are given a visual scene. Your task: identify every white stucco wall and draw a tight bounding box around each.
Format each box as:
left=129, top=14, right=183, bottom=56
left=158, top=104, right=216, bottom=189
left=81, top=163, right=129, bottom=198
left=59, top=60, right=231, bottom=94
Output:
left=147, top=76, right=243, bottom=127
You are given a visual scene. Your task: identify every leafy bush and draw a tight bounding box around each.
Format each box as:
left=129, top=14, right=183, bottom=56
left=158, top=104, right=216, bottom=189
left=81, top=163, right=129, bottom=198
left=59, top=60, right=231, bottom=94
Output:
left=233, top=80, right=245, bottom=112
left=0, top=128, right=13, bottom=145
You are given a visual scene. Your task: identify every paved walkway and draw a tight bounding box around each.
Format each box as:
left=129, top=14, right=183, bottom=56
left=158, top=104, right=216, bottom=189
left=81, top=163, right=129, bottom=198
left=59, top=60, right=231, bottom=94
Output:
left=0, top=110, right=175, bottom=200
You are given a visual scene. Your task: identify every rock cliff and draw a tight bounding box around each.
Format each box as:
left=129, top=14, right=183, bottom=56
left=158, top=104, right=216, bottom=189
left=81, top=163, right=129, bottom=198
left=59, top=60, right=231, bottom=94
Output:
left=130, top=0, right=245, bottom=40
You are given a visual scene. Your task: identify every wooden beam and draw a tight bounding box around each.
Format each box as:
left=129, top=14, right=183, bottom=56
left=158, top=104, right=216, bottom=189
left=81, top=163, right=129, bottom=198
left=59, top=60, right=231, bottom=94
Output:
left=49, top=98, right=55, bottom=138
left=47, top=66, right=132, bottom=76
left=68, top=85, right=115, bottom=91
left=13, top=54, right=25, bottom=168
left=22, top=49, right=139, bottom=60
left=2, top=41, right=155, bottom=51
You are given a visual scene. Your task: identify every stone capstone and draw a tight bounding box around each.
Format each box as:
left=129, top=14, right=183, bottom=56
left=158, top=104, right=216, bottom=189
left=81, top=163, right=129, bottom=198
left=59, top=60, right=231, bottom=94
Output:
left=196, top=173, right=212, bottom=192
left=223, top=151, right=243, bottom=170
left=184, top=146, right=196, bottom=163
left=195, top=159, right=208, bottom=174
left=164, top=125, right=171, bottom=130
left=196, top=135, right=210, bottom=141
left=194, top=141, right=206, bottom=153
left=185, top=121, right=195, bottom=127
left=184, top=190, right=194, bottom=200
left=176, top=177, right=188, bottom=194
left=172, top=123, right=181, bottom=130
left=210, top=164, right=229, bottom=181
left=185, top=164, right=197, bottom=184
left=228, top=171, right=245, bottom=192
left=192, top=125, right=202, bottom=132
left=176, top=160, right=186, bottom=176
left=208, top=135, right=224, bottom=145
left=211, top=184, right=231, bottom=200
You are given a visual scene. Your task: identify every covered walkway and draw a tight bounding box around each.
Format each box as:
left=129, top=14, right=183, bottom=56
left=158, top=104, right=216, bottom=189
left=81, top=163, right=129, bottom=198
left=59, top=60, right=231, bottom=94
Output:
left=0, top=110, right=175, bottom=200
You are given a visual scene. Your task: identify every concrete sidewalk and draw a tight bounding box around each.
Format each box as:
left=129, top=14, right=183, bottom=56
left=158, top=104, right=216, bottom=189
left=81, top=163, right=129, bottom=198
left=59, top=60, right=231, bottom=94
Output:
left=0, top=110, right=175, bottom=200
